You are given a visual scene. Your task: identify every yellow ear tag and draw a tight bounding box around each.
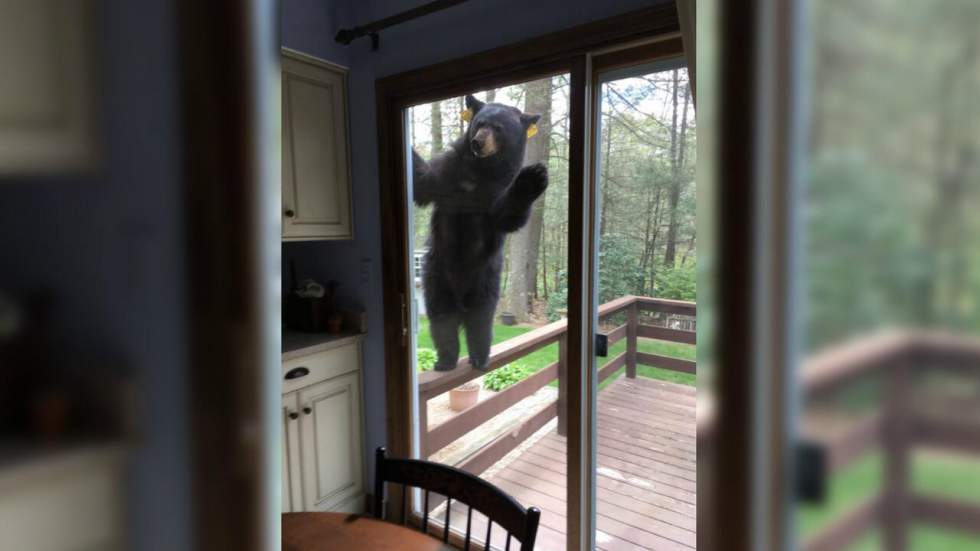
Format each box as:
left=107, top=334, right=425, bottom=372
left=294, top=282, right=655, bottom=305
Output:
left=527, top=123, right=538, bottom=138
left=461, top=108, right=473, bottom=122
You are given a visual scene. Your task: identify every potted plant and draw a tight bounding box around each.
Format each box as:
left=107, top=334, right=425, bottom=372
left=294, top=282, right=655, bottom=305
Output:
left=500, top=312, right=517, bottom=326
left=449, top=381, right=480, bottom=411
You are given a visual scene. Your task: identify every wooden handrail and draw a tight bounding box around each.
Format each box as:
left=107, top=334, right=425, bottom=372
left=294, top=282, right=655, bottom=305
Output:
left=420, top=295, right=697, bottom=460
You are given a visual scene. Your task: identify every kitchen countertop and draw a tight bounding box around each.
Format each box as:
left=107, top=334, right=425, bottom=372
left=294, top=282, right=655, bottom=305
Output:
left=282, top=330, right=365, bottom=361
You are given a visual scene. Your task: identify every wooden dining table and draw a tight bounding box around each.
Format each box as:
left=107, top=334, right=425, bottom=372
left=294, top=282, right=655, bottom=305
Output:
left=283, top=512, right=456, bottom=551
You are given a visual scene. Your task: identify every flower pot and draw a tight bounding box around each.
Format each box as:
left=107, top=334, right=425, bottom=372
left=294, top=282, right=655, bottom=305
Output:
left=500, top=312, right=517, bottom=326
left=449, top=383, right=480, bottom=411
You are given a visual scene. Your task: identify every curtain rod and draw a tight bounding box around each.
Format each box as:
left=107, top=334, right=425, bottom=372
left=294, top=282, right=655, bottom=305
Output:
left=335, top=0, right=471, bottom=51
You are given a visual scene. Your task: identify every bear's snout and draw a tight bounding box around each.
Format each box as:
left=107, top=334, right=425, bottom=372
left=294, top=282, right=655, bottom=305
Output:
left=470, top=127, right=498, bottom=158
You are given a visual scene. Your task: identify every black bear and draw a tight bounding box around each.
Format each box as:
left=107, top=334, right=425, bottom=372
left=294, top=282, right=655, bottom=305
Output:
left=413, top=94, right=548, bottom=371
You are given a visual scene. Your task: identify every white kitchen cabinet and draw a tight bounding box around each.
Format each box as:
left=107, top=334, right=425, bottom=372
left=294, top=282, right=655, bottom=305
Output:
left=298, top=371, right=363, bottom=511
left=0, top=1, right=98, bottom=174
left=281, top=48, right=353, bottom=241
left=0, top=446, right=126, bottom=550
left=281, top=336, right=365, bottom=514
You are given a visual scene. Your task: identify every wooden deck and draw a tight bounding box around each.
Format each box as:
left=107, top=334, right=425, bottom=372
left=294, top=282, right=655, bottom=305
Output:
left=442, top=374, right=696, bottom=551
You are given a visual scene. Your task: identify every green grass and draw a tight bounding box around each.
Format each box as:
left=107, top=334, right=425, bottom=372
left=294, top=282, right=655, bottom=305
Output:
left=416, top=316, right=696, bottom=389
left=798, top=452, right=980, bottom=550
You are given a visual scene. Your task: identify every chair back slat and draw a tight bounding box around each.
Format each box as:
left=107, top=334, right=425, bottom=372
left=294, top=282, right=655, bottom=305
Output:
left=443, top=497, right=452, bottom=542
left=485, top=520, right=493, bottom=550
left=374, top=447, right=540, bottom=550
left=463, top=506, right=473, bottom=551
left=506, top=532, right=512, bottom=551
left=401, top=483, right=408, bottom=525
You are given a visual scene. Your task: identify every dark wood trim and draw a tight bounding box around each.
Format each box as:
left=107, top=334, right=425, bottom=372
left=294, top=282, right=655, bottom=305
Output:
left=598, top=352, right=628, bottom=383
left=564, top=53, right=590, bottom=551
left=636, top=352, right=696, bottom=374
left=703, top=0, right=762, bottom=547
left=635, top=296, right=697, bottom=316
left=638, top=325, right=696, bottom=345
left=803, top=495, right=881, bottom=551
left=909, top=495, right=980, bottom=536
left=592, top=36, right=684, bottom=74
left=375, top=8, right=683, bottom=550
left=375, top=5, right=679, bottom=107
left=606, top=323, right=628, bottom=344
left=177, top=1, right=268, bottom=549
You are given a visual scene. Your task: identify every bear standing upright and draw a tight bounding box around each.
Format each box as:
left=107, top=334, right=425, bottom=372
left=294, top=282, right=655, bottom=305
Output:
left=413, top=94, right=548, bottom=371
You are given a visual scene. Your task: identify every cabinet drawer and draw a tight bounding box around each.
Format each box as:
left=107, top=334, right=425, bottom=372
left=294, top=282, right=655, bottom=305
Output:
left=282, top=343, right=358, bottom=394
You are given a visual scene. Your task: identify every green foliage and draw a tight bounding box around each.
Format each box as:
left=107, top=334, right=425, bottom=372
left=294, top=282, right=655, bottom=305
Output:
left=546, top=270, right=568, bottom=321
left=597, top=234, right=645, bottom=303
left=482, top=363, right=534, bottom=391
left=805, top=153, right=926, bottom=348
left=416, top=347, right=437, bottom=372
left=654, top=263, right=697, bottom=301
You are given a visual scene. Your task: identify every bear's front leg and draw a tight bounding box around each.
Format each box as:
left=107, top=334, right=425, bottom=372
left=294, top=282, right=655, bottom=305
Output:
left=492, top=163, right=549, bottom=233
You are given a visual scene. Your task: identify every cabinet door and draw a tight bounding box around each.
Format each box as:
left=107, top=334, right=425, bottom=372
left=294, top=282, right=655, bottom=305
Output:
left=282, top=50, right=352, bottom=240
left=297, top=372, right=363, bottom=511
left=282, top=392, right=303, bottom=512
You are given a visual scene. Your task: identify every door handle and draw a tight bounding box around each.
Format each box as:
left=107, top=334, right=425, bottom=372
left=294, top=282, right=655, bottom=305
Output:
left=595, top=333, right=609, bottom=357
left=285, top=367, right=310, bottom=380
left=287, top=411, right=299, bottom=420
left=796, top=439, right=827, bottom=504
left=303, top=406, right=312, bottom=415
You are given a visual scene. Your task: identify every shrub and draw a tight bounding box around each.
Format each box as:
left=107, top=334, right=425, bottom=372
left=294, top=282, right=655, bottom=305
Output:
left=416, top=347, right=437, bottom=372
left=482, top=362, right=533, bottom=391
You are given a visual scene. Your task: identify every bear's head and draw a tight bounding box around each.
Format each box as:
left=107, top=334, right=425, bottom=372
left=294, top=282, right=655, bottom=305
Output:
left=463, top=94, right=540, bottom=163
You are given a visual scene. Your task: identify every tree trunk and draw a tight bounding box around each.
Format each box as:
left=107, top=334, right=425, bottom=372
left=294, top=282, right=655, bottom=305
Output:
left=664, top=73, right=690, bottom=268
left=458, top=96, right=465, bottom=134
left=486, top=88, right=496, bottom=102
left=505, top=78, right=552, bottom=321
left=430, top=101, right=443, bottom=154
left=599, top=108, right=613, bottom=239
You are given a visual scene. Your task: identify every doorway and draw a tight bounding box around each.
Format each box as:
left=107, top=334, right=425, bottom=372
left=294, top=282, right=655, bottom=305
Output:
left=376, top=8, right=689, bottom=550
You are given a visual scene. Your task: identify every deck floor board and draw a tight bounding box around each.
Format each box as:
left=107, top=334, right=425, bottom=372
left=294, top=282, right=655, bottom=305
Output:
left=439, top=375, right=696, bottom=550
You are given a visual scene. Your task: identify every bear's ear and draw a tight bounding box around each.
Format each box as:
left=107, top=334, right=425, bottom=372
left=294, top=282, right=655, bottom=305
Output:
left=520, top=113, right=541, bottom=138
left=520, top=113, right=541, bottom=127
left=465, top=94, right=485, bottom=114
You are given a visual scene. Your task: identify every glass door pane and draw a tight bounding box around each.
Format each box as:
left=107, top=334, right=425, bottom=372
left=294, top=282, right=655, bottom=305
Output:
left=591, top=60, right=697, bottom=550
left=404, top=73, right=572, bottom=550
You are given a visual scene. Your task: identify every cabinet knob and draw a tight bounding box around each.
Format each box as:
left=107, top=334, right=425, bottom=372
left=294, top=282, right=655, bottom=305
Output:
left=284, top=208, right=295, bottom=218
left=303, top=407, right=312, bottom=415
left=288, top=411, right=299, bottom=420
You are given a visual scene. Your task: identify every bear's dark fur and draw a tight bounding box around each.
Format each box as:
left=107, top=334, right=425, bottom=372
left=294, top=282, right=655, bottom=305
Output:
left=413, top=94, right=548, bottom=371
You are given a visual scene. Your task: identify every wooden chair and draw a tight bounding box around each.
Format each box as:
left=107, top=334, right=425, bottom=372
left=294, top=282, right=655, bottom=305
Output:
left=374, top=447, right=541, bottom=551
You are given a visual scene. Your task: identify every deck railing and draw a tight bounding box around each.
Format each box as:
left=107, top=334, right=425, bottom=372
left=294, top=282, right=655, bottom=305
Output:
left=417, top=295, right=696, bottom=477
left=802, top=331, right=980, bottom=550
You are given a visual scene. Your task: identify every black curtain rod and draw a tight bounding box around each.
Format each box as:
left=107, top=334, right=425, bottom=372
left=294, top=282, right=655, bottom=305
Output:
left=335, top=0, right=471, bottom=51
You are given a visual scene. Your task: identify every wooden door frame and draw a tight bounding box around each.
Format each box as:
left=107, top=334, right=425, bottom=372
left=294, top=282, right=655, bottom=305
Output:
left=375, top=5, right=680, bottom=549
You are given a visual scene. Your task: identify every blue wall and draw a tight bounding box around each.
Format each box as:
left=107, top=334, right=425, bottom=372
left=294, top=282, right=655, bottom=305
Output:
left=0, top=1, right=189, bottom=549
left=282, top=0, right=665, bottom=486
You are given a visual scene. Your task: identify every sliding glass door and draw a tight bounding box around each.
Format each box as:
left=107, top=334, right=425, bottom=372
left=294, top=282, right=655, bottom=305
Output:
left=589, top=56, right=697, bottom=550
left=403, top=73, right=573, bottom=550
left=378, top=26, right=690, bottom=551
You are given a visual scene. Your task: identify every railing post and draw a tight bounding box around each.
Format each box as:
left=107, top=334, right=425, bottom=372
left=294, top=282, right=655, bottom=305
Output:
left=882, top=358, right=910, bottom=551
left=626, top=301, right=638, bottom=379
left=557, top=336, right=567, bottom=436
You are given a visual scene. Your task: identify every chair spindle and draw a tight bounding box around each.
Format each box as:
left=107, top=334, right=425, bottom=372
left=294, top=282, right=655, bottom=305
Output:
left=401, top=483, right=408, bottom=525
left=485, top=520, right=493, bottom=550
left=443, top=497, right=452, bottom=542
left=463, top=506, right=473, bottom=551
left=423, top=490, right=430, bottom=533
left=506, top=533, right=512, bottom=551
